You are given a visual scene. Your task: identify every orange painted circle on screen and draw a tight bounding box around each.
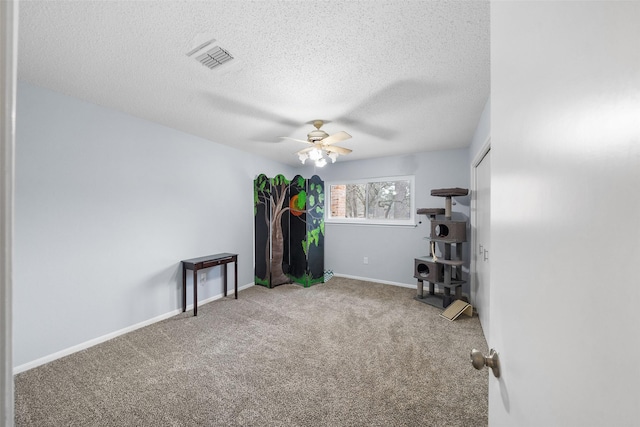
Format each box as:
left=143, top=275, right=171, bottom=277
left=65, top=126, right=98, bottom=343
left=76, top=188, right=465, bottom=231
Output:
left=289, top=194, right=303, bottom=216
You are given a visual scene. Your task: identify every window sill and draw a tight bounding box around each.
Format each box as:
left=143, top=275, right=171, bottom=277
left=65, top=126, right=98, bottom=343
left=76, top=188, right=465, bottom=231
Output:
left=325, top=220, right=418, bottom=228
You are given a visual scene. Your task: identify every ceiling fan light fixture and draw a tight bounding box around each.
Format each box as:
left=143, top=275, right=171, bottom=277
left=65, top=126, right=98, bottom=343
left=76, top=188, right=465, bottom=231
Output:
left=284, top=120, right=352, bottom=166
left=309, top=148, right=323, bottom=161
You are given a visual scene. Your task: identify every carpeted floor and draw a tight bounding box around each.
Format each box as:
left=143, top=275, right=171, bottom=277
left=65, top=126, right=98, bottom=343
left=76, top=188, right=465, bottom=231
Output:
left=14, top=277, right=488, bottom=426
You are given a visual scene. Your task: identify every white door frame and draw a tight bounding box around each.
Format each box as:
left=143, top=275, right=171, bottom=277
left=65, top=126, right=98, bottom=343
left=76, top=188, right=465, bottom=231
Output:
left=469, top=137, right=490, bottom=320
left=1, top=0, right=18, bottom=425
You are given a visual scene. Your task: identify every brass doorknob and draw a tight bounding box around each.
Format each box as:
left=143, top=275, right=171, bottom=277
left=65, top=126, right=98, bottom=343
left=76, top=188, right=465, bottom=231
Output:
left=470, top=348, right=501, bottom=378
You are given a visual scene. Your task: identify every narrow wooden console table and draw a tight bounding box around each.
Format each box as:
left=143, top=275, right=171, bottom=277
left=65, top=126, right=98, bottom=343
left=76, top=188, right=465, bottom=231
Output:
left=181, top=253, right=238, bottom=316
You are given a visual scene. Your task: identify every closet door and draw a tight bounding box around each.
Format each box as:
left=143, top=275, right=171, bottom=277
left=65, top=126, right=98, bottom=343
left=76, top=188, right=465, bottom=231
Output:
left=475, top=148, right=490, bottom=339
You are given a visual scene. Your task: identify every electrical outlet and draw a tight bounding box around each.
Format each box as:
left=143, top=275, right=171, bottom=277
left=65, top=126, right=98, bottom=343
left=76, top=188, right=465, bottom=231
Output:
left=200, top=273, right=206, bottom=283
left=363, top=256, right=369, bottom=264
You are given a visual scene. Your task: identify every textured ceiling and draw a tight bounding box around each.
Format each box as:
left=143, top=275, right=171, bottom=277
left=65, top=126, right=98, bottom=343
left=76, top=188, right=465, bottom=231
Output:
left=18, top=1, right=490, bottom=166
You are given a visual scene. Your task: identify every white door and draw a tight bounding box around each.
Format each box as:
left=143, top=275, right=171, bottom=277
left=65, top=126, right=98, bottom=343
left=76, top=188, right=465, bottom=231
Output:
left=474, top=148, right=490, bottom=339
left=489, top=2, right=640, bottom=425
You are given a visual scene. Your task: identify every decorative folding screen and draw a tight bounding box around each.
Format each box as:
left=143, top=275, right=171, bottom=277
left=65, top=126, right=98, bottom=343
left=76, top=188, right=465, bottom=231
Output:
left=254, top=174, right=325, bottom=288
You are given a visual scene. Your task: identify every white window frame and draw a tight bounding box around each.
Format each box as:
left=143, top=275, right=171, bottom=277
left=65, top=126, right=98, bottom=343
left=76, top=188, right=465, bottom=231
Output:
left=325, top=175, right=416, bottom=226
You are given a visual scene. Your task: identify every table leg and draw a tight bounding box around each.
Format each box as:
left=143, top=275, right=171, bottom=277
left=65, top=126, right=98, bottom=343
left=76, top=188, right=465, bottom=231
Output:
left=182, top=264, right=186, bottom=312
left=223, top=263, right=228, bottom=297
left=193, top=268, right=198, bottom=316
left=234, top=258, right=238, bottom=299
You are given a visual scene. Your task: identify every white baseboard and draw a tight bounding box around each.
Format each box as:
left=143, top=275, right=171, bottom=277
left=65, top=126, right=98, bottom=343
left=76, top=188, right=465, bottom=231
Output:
left=333, top=273, right=416, bottom=289
left=332, top=274, right=471, bottom=303
left=13, top=282, right=255, bottom=374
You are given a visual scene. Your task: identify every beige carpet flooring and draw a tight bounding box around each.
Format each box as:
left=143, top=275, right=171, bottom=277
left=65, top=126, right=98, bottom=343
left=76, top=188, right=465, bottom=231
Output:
left=14, top=277, right=489, bottom=426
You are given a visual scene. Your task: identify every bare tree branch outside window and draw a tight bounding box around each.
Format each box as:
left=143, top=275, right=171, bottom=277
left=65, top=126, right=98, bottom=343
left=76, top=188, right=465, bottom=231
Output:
left=329, top=178, right=412, bottom=221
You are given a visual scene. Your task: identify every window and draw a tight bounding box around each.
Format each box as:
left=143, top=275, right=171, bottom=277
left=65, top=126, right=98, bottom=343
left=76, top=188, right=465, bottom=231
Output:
left=326, top=176, right=415, bottom=226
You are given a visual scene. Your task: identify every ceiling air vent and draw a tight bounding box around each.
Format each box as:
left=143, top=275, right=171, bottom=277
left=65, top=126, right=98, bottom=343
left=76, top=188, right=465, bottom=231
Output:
left=186, top=38, right=234, bottom=70
left=193, top=45, right=234, bottom=70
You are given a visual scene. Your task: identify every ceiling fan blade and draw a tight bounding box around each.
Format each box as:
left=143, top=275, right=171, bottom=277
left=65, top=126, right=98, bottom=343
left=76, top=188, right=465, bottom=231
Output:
left=280, top=136, right=313, bottom=145
left=322, top=131, right=351, bottom=145
left=324, top=145, right=352, bottom=155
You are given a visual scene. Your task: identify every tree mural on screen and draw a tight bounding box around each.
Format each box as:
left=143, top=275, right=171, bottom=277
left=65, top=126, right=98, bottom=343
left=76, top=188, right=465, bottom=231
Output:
left=254, top=174, right=290, bottom=286
left=253, top=174, right=271, bottom=286
left=301, top=175, right=325, bottom=286
left=288, top=175, right=324, bottom=286
left=254, top=174, right=325, bottom=287
left=301, top=178, right=323, bottom=255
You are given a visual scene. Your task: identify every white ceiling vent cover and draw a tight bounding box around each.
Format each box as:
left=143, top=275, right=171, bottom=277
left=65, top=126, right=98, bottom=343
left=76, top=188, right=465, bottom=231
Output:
left=191, top=44, right=234, bottom=70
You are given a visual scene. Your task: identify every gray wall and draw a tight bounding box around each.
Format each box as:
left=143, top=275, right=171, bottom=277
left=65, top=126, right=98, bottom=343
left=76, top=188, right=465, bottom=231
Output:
left=469, top=98, right=490, bottom=162
left=14, top=82, right=294, bottom=368
left=319, top=150, right=471, bottom=289
left=14, top=82, right=487, bottom=369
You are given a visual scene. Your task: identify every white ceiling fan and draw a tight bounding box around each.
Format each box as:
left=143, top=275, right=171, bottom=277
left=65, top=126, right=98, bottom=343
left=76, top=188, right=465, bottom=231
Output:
left=280, top=120, right=352, bottom=167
